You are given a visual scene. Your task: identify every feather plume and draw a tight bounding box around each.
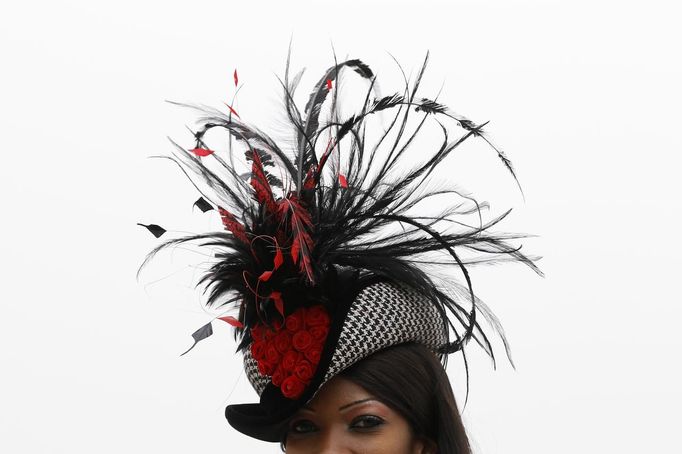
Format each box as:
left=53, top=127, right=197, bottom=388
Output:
left=139, top=52, right=542, bottom=367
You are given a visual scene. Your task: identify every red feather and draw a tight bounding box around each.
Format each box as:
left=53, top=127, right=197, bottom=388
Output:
left=250, top=151, right=277, bottom=214
left=308, top=138, right=335, bottom=188
left=259, top=270, right=273, bottom=282
left=302, top=167, right=316, bottom=190
left=233, top=69, right=239, bottom=87
left=273, top=245, right=284, bottom=270
left=290, top=237, right=299, bottom=264
left=227, top=104, right=241, bottom=119
left=218, top=316, right=244, bottom=328
left=338, top=174, right=348, bottom=188
left=317, top=138, right=335, bottom=172
left=326, top=78, right=332, bottom=90
left=190, top=147, right=214, bottom=157
left=218, top=207, right=249, bottom=243
left=271, top=291, right=284, bottom=316
left=282, top=197, right=314, bottom=283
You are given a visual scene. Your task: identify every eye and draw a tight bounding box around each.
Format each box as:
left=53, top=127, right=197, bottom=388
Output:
left=289, top=419, right=318, bottom=434
left=350, top=415, right=385, bottom=430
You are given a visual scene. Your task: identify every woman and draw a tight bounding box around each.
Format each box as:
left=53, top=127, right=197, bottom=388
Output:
left=139, top=52, right=540, bottom=452
left=283, top=343, right=470, bottom=453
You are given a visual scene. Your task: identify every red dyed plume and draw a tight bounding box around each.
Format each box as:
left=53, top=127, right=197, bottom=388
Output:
left=233, top=69, right=238, bottom=87
left=227, top=104, right=240, bottom=119
left=258, top=242, right=284, bottom=282
left=281, top=197, right=314, bottom=283
left=218, top=207, right=249, bottom=244
left=250, top=151, right=278, bottom=214
left=190, top=147, right=214, bottom=157
left=308, top=138, right=336, bottom=188
left=338, top=174, right=348, bottom=188
left=302, top=167, right=316, bottom=191
left=273, top=245, right=284, bottom=270
left=218, top=316, right=244, bottom=328
left=271, top=291, right=284, bottom=316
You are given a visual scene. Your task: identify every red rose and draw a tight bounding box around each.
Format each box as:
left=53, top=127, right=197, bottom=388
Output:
left=303, top=344, right=322, bottom=365
left=271, top=365, right=286, bottom=387
left=258, top=360, right=275, bottom=376
left=265, top=344, right=281, bottom=364
left=281, top=350, right=300, bottom=372
left=250, top=340, right=266, bottom=361
left=272, top=320, right=283, bottom=332
left=285, top=310, right=305, bottom=333
left=292, top=330, right=313, bottom=352
left=262, top=327, right=275, bottom=342
left=274, top=330, right=292, bottom=354
left=309, top=325, right=329, bottom=342
left=281, top=375, right=306, bottom=399
left=294, top=358, right=314, bottom=382
left=305, top=305, right=330, bottom=327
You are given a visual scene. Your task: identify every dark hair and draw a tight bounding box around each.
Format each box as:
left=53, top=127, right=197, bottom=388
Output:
left=281, top=342, right=471, bottom=453
left=344, top=343, right=471, bottom=453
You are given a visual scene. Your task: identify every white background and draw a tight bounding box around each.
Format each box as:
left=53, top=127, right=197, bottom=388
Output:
left=1, top=0, right=681, bottom=452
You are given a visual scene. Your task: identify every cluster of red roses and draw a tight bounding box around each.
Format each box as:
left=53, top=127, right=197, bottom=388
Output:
left=250, top=305, right=331, bottom=399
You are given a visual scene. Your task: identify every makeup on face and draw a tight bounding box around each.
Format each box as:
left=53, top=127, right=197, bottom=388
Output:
left=284, top=378, right=422, bottom=454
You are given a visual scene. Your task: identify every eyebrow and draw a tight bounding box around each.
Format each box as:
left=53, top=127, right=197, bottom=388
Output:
left=301, top=398, right=379, bottom=413
left=338, top=398, right=378, bottom=411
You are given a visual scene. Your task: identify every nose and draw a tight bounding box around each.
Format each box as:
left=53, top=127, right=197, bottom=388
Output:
left=316, top=427, right=351, bottom=454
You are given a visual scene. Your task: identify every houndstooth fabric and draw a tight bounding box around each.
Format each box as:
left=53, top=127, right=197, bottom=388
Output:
left=242, top=281, right=447, bottom=397
left=320, top=281, right=447, bottom=383
left=243, top=348, right=270, bottom=395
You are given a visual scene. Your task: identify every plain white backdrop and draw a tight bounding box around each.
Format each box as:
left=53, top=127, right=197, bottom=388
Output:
left=1, top=0, right=681, bottom=452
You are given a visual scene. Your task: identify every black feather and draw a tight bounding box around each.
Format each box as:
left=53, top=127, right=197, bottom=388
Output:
left=371, top=94, right=405, bottom=112
left=415, top=98, right=447, bottom=114
left=193, top=197, right=214, bottom=213
left=137, top=223, right=166, bottom=238
left=139, top=52, right=542, bottom=372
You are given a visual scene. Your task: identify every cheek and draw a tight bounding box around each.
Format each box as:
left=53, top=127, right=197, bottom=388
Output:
left=372, top=423, right=421, bottom=454
left=346, top=428, right=419, bottom=454
left=347, top=423, right=422, bottom=454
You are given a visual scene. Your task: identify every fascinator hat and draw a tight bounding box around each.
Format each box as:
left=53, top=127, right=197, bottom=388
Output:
left=138, top=52, right=541, bottom=442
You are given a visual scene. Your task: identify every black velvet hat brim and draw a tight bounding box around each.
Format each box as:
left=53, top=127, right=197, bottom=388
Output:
left=225, top=404, right=287, bottom=443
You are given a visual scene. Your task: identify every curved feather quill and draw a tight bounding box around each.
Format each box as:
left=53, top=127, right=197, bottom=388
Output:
left=139, top=52, right=542, bottom=372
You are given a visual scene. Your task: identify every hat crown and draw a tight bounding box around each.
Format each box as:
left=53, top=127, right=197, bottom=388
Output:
left=243, top=280, right=447, bottom=397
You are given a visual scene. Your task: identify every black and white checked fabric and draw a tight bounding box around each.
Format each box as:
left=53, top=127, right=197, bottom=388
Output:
left=243, top=281, right=447, bottom=397
left=320, top=281, right=446, bottom=384
left=243, top=348, right=270, bottom=395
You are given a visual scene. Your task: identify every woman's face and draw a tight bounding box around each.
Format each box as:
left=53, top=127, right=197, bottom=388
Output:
left=284, top=376, right=434, bottom=454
